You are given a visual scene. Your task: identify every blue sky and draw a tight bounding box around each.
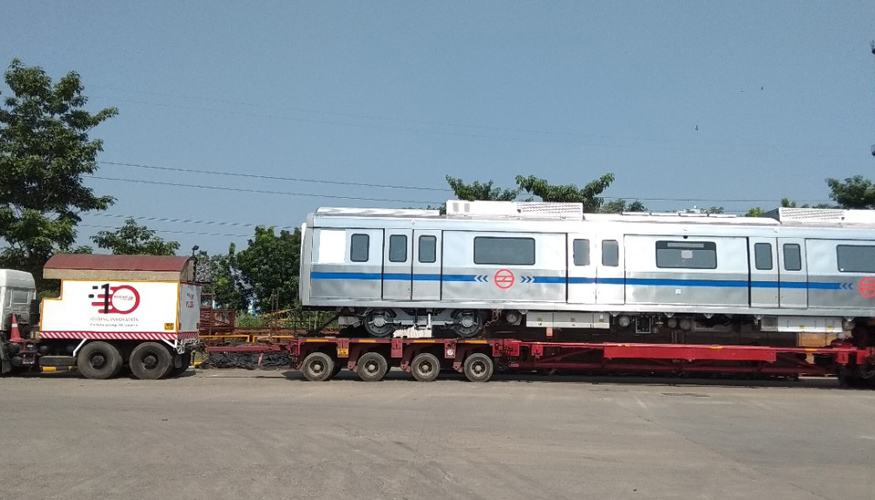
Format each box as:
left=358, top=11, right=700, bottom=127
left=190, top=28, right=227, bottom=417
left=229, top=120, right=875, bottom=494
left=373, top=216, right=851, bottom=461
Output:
left=2, top=1, right=874, bottom=253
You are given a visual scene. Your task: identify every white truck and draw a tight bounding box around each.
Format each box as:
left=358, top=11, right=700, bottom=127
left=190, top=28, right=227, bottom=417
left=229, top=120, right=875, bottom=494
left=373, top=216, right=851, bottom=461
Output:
left=1, top=254, right=201, bottom=379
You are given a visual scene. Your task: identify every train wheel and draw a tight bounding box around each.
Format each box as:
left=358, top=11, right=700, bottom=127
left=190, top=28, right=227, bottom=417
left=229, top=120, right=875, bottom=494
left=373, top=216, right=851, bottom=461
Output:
left=130, top=342, right=173, bottom=380
left=356, top=352, right=388, bottom=382
left=452, top=310, right=482, bottom=338
left=364, top=309, right=396, bottom=338
left=463, top=353, right=494, bottom=382
left=301, top=352, right=335, bottom=381
left=169, top=351, right=192, bottom=378
left=76, top=341, right=123, bottom=380
left=410, top=352, right=440, bottom=382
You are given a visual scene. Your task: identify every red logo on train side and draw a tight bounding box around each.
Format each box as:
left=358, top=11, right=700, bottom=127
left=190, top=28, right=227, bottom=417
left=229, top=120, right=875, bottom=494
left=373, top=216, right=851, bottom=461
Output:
left=494, top=269, right=515, bottom=289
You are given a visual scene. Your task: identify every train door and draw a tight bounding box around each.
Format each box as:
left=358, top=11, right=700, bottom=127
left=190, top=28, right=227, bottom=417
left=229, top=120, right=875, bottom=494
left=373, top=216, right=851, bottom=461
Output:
left=778, top=237, right=807, bottom=308
left=748, top=237, right=779, bottom=308
left=412, top=230, right=442, bottom=301
left=567, top=234, right=596, bottom=304
left=596, top=236, right=625, bottom=305
left=382, top=229, right=413, bottom=300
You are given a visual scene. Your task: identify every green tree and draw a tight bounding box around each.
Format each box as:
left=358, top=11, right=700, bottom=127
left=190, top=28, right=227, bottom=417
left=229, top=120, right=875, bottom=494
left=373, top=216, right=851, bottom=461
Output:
left=0, top=59, right=117, bottom=289
left=826, top=176, right=875, bottom=209
left=515, top=173, right=620, bottom=212
left=235, top=227, right=301, bottom=312
left=445, top=176, right=520, bottom=201
left=91, top=218, right=180, bottom=255
left=196, top=248, right=247, bottom=311
left=600, top=199, right=648, bottom=214
left=745, top=207, right=765, bottom=217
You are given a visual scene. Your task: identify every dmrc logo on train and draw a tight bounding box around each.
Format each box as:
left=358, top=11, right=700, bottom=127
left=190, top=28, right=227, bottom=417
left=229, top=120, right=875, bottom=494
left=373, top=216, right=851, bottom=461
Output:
left=494, top=269, right=515, bottom=289
left=89, top=283, right=141, bottom=314
left=859, top=277, right=875, bottom=298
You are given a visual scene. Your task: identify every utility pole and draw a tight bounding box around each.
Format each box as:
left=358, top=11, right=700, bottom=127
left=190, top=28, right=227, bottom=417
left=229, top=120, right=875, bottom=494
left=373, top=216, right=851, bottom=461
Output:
left=871, top=41, right=875, bottom=156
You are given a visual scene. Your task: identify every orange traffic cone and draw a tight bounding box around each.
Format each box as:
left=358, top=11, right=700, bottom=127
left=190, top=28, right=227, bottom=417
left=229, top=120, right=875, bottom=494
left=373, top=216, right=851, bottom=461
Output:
left=9, top=314, right=21, bottom=342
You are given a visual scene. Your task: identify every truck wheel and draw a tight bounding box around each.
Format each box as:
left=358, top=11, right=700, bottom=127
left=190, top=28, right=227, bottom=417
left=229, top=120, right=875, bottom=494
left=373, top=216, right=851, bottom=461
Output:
left=301, top=352, right=335, bottom=381
left=356, top=352, right=388, bottom=382
left=76, top=341, right=123, bottom=380
left=169, top=352, right=192, bottom=378
left=130, top=342, right=173, bottom=380
left=410, top=352, right=440, bottom=382
left=463, top=353, right=494, bottom=382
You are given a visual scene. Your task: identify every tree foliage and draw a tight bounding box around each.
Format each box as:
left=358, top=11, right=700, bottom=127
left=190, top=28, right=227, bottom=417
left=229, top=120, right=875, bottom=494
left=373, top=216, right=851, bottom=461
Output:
left=515, top=174, right=615, bottom=211
left=600, top=199, right=648, bottom=214
left=826, top=176, right=875, bottom=209
left=234, top=227, right=301, bottom=312
left=91, top=218, right=179, bottom=255
left=0, top=59, right=117, bottom=288
left=195, top=248, right=247, bottom=311
left=445, top=176, right=520, bottom=201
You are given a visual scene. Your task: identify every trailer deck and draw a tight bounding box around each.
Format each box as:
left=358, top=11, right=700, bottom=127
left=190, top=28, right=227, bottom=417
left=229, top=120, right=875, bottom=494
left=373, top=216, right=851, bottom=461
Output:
left=207, top=337, right=875, bottom=385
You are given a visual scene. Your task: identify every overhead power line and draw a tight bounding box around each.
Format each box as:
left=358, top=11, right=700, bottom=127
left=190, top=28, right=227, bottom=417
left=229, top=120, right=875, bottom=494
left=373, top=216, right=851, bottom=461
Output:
left=100, top=161, right=452, bottom=192
left=79, top=223, right=250, bottom=239
left=88, top=175, right=445, bottom=205
left=88, top=212, right=296, bottom=230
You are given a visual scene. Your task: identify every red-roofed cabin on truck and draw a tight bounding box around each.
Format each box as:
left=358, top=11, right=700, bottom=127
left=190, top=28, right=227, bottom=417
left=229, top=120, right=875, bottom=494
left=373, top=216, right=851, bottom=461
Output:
left=34, top=254, right=202, bottom=379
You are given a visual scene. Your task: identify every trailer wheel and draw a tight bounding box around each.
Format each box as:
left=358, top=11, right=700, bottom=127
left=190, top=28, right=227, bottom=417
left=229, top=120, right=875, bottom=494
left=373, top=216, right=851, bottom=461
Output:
left=301, top=352, right=335, bottom=381
left=410, top=352, right=440, bottom=382
left=169, top=351, right=192, bottom=378
left=77, top=341, right=123, bottom=380
left=130, top=342, right=173, bottom=380
left=463, top=353, right=494, bottom=382
left=356, top=352, right=388, bottom=382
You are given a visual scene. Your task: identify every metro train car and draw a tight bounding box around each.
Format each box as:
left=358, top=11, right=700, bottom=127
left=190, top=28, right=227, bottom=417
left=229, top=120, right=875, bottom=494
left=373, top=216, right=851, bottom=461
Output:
left=298, top=201, right=875, bottom=345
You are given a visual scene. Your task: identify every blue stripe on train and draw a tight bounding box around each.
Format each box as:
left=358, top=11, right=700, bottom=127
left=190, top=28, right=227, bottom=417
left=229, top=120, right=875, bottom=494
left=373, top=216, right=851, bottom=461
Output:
left=310, top=272, right=847, bottom=290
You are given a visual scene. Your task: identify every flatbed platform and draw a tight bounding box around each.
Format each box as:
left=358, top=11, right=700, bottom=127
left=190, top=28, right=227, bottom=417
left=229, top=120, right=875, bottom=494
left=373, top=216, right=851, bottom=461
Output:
left=207, top=337, right=875, bottom=385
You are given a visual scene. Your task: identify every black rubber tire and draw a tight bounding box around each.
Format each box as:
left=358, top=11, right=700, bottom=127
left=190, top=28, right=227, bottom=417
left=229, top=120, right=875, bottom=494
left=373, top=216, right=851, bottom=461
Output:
left=356, top=352, right=389, bottom=382
left=129, top=342, right=173, bottom=380
left=330, top=361, right=344, bottom=379
left=410, top=352, right=440, bottom=382
left=76, top=341, right=123, bottom=380
left=169, top=351, right=192, bottom=378
left=301, top=352, right=335, bottom=381
left=463, top=353, right=494, bottom=382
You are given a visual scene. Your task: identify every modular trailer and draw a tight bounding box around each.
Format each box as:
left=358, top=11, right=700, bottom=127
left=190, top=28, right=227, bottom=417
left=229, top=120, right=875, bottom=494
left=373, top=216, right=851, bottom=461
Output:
left=210, top=337, right=875, bottom=386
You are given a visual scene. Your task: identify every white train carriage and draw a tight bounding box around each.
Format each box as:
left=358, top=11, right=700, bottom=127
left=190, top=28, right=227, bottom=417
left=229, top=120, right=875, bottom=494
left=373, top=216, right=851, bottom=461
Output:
left=299, top=202, right=875, bottom=340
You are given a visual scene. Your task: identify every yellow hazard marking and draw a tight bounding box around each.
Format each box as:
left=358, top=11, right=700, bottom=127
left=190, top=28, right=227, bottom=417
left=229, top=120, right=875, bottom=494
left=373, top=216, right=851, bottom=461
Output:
left=305, top=339, right=330, bottom=342
left=412, top=340, right=435, bottom=343
left=709, top=346, right=724, bottom=350
left=358, top=339, right=377, bottom=343
left=41, top=367, right=57, bottom=373
left=463, top=340, right=488, bottom=344
left=164, top=323, right=174, bottom=331
left=337, top=347, right=349, bottom=357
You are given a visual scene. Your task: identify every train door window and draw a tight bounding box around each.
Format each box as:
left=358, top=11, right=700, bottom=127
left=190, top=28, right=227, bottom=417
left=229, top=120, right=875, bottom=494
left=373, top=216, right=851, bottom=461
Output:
left=602, top=240, right=619, bottom=267
left=754, top=243, right=773, bottom=270
left=573, top=239, right=590, bottom=266
left=418, top=235, right=437, bottom=263
left=388, top=234, right=407, bottom=262
left=473, top=237, right=535, bottom=265
left=350, top=234, right=370, bottom=262
left=837, top=245, right=875, bottom=273
left=656, top=241, right=717, bottom=269
left=783, top=243, right=802, bottom=271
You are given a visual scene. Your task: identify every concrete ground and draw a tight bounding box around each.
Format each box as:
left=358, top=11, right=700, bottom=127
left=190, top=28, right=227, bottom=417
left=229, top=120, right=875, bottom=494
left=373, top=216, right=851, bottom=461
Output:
left=1, top=369, right=874, bottom=500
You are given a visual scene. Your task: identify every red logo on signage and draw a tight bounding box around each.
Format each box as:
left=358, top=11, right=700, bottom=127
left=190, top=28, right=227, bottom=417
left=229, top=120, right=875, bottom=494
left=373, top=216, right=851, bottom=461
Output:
left=859, top=277, right=875, bottom=298
left=494, top=269, right=515, bottom=289
left=90, top=284, right=141, bottom=314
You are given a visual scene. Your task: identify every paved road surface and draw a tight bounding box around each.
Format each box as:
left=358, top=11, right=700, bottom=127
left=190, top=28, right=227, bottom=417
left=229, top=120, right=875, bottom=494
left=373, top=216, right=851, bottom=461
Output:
left=2, top=369, right=874, bottom=500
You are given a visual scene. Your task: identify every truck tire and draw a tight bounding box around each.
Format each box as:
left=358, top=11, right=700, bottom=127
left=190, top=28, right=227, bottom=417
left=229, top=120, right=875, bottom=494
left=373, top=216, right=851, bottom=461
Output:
left=463, top=353, right=494, bottom=382
left=410, top=352, right=440, bottom=382
left=301, top=352, right=335, bottom=381
left=356, top=352, right=388, bottom=382
left=130, top=342, right=173, bottom=380
left=169, top=351, right=192, bottom=378
left=76, top=341, right=123, bottom=379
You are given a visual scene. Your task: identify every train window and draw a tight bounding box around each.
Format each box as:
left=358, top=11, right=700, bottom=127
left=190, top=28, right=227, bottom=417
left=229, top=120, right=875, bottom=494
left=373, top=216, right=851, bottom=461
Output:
left=602, top=240, right=619, bottom=267
left=837, top=245, right=875, bottom=273
left=350, top=234, right=370, bottom=262
left=754, top=243, right=773, bottom=270
left=388, top=234, right=407, bottom=262
left=418, top=235, right=437, bottom=263
left=11, top=290, right=30, bottom=304
left=573, top=239, right=590, bottom=266
left=783, top=244, right=802, bottom=271
left=656, top=241, right=717, bottom=269
left=473, top=237, right=535, bottom=265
